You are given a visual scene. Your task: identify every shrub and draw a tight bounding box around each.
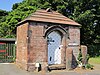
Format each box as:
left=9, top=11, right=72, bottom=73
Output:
left=85, top=63, right=94, bottom=70
left=77, top=49, right=83, bottom=62
left=77, top=49, right=94, bottom=69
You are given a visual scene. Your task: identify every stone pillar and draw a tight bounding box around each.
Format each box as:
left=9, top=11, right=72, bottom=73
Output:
left=41, top=62, right=48, bottom=73
left=66, top=48, right=73, bottom=70
left=61, top=35, right=67, bottom=64
left=81, top=45, right=87, bottom=64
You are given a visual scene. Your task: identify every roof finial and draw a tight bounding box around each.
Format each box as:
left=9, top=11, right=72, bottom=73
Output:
left=46, top=8, right=52, bottom=12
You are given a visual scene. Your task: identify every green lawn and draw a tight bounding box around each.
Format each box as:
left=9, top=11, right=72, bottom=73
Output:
left=89, top=57, right=100, bottom=64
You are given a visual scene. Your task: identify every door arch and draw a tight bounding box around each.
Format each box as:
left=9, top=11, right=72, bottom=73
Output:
left=47, top=31, right=62, bottom=65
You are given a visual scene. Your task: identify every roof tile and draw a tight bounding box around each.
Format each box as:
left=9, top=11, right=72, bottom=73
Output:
left=17, top=9, right=80, bottom=26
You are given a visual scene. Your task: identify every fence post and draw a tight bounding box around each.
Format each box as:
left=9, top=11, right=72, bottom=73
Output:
left=13, top=44, right=16, bottom=62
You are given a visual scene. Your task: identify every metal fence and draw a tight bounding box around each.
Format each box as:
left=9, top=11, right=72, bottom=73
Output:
left=0, top=43, right=16, bottom=63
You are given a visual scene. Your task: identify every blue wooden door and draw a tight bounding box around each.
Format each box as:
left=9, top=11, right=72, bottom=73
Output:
left=47, top=31, right=61, bottom=65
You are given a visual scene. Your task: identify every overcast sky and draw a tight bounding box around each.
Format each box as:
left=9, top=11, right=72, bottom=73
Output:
left=0, top=0, right=23, bottom=11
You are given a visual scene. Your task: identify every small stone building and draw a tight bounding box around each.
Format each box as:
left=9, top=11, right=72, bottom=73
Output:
left=16, top=8, right=81, bottom=71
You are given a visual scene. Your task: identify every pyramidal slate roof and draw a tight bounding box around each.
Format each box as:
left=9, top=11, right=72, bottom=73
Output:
left=17, top=8, right=80, bottom=26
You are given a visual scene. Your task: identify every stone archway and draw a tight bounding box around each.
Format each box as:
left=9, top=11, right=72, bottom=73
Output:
left=45, top=26, right=68, bottom=65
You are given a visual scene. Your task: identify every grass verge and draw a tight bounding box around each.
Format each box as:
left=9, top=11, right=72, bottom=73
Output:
left=89, top=57, right=100, bottom=64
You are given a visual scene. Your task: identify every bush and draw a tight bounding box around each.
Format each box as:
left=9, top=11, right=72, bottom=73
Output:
left=77, top=49, right=83, bottom=62
left=88, top=44, right=100, bottom=57
left=85, top=63, right=94, bottom=70
left=77, top=49, right=94, bottom=69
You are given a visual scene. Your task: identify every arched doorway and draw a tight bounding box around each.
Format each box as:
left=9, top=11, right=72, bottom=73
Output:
left=47, top=31, right=62, bottom=65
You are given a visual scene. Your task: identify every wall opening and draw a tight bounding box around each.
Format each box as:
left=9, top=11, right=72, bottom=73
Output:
left=47, top=31, right=62, bottom=65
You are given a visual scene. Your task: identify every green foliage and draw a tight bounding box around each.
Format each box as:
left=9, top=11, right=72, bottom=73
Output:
left=86, top=54, right=90, bottom=62
left=12, top=3, right=19, bottom=10
left=89, top=57, right=100, bottom=64
left=0, top=0, right=39, bottom=38
left=0, top=0, right=100, bottom=51
left=77, top=50, right=90, bottom=64
left=0, top=10, right=8, bottom=16
left=77, top=50, right=94, bottom=69
left=85, top=63, right=94, bottom=70
left=88, top=44, right=100, bottom=57
left=77, top=50, right=83, bottom=62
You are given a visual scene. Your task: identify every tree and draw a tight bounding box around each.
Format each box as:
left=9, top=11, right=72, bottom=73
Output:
left=0, top=0, right=99, bottom=45
left=73, top=0, right=100, bottom=45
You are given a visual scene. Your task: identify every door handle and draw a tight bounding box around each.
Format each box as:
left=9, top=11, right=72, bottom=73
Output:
left=50, top=56, right=52, bottom=61
left=59, top=47, right=60, bottom=49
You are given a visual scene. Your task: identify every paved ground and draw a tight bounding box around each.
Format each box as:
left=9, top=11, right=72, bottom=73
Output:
left=0, top=63, right=100, bottom=75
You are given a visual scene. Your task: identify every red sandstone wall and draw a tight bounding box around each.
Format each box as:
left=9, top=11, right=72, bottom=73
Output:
left=68, top=26, right=80, bottom=68
left=16, top=23, right=28, bottom=70
left=28, top=23, right=46, bottom=62
left=27, top=22, right=47, bottom=71
left=68, top=26, right=80, bottom=57
left=16, top=22, right=80, bottom=71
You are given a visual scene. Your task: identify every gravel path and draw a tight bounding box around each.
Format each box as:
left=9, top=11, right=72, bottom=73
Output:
left=0, top=63, right=100, bottom=75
